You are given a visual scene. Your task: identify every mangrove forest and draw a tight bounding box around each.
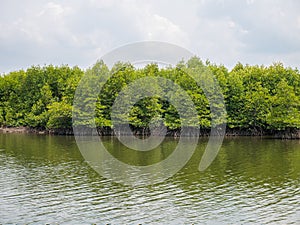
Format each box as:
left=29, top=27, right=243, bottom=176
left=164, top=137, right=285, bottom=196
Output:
left=0, top=57, right=299, bottom=137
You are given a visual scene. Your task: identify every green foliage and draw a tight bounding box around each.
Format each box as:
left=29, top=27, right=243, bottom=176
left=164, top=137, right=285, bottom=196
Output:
left=225, top=63, right=300, bottom=130
left=0, top=65, right=83, bottom=129
left=266, top=80, right=300, bottom=129
left=47, top=101, right=72, bottom=129
left=0, top=59, right=299, bottom=132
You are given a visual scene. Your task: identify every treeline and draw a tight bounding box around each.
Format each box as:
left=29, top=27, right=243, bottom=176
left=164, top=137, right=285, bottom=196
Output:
left=0, top=57, right=299, bottom=135
left=0, top=65, right=83, bottom=129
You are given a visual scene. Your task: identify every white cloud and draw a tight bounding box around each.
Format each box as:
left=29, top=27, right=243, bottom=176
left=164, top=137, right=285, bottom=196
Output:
left=0, top=0, right=300, bottom=73
left=42, top=2, right=65, bottom=16
left=136, top=14, right=189, bottom=46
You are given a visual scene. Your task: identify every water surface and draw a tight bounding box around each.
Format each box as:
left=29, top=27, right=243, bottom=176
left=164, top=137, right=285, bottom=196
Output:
left=0, top=134, right=299, bottom=224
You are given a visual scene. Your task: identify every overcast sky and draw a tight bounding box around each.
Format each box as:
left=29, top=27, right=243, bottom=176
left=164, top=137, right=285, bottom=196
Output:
left=0, top=0, right=299, bottom=73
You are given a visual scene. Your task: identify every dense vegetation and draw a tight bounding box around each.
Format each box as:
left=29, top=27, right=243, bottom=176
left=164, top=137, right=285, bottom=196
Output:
left=0, top=57, right=299, bottom=134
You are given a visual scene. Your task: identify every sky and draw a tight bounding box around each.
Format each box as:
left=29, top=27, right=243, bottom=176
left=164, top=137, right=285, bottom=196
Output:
left=0, top=0, right=300, bottom=74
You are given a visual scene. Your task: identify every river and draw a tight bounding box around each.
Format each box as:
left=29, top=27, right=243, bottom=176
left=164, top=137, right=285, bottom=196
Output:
left=0, top=133, right=299, bottom=224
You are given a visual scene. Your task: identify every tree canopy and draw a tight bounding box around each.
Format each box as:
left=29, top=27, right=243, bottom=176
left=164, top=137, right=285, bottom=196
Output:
left=0, top=58, right=299, bottom=133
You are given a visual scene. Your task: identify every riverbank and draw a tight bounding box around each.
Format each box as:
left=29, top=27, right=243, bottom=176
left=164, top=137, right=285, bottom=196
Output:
left=0, top=126, right=299, bottom=139
left=0, top=127, right=73, bottom=135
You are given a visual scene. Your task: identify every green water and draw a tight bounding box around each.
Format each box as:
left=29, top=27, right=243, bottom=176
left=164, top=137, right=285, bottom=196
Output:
left=0, top=133, right=299, bottom=224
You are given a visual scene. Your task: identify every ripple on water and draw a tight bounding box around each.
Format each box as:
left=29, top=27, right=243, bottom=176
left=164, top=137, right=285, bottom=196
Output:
left=0, top=136, right=299, bottom=224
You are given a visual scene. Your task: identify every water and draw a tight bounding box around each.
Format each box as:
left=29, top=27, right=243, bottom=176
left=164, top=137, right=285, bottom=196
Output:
left=0, top=133, right=299, bottom=224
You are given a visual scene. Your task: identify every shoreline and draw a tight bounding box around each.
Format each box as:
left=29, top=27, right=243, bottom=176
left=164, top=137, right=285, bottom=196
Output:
left=0, top=126, right=299, bottom=139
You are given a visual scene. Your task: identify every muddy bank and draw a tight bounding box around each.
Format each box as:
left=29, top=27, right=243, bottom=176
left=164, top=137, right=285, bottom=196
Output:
left=225, top=128, right=300, bottom=139
left=0, top=127, right=73, bottom=135
left=1, top=126, right=299, bottom=139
